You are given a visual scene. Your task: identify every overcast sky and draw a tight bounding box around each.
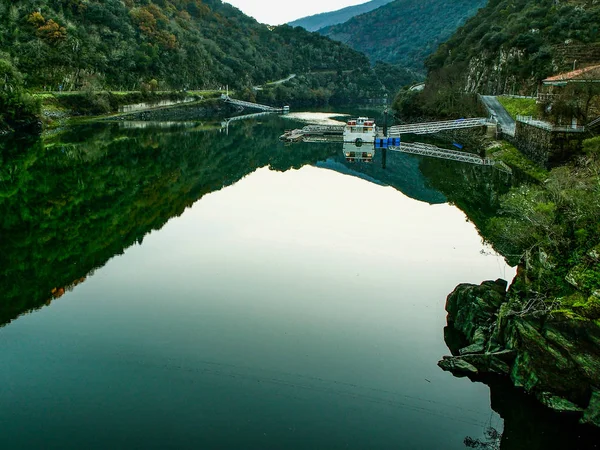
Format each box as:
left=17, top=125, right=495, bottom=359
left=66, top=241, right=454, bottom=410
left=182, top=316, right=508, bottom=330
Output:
left=225, top=0, right=367, bottom=25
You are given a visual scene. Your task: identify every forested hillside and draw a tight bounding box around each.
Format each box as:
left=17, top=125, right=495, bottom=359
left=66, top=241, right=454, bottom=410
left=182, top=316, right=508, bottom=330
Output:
left=425, top=0, right=600, bottom=95
left=0, top=0, right=370, bottom=91
left=394, top=0, right=600, bottom=118
left=320, top=0, right=487, bottom=73
left=288, top=0, right=394, bottom=32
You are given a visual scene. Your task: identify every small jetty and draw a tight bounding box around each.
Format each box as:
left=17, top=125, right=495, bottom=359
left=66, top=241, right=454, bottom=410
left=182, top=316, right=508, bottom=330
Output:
left=280, top=125, right=344, bottom=141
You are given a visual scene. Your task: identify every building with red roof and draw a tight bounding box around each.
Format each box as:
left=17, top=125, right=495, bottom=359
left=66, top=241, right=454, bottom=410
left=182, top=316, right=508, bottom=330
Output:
left=543, top=64, right=600, bottom=86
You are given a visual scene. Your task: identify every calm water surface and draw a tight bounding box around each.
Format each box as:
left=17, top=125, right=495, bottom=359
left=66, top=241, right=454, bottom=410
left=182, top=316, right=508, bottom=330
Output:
left=1, top=115, right=515, bottom=449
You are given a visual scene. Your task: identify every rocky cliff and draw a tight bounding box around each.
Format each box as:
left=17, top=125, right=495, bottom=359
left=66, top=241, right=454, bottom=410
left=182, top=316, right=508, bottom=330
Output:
left=439, top=276, right=600, bottom=428
left=425, top=0, right=600, bottom=95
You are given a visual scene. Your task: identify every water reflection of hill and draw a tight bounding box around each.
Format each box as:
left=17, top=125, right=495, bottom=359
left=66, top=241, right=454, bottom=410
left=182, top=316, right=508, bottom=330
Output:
left=0, top=118, right=510, bottom=327
left=419, top=158, right=513, bottom=229
left=0, top=121, right=337, bottom=326
left=317, top=148, right=447, bottom=205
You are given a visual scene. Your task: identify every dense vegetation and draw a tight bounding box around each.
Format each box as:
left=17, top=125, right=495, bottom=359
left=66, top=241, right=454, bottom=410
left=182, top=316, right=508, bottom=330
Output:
left=0, top=0, right=371, bottom=92
left=394, top=0, right=600, bottom=119
left=392, top=81, right=482, bottom=120
left=0, top=57, right=41, bottom=132
left=254, top=63, right=415, bottom=107
left=425, top=0, right=600, bottom=94
left=320, top=0, right=487, bottom=74
left=487, top=138, right=600, bottom=314
left=288, top=0, right=394, bottom=32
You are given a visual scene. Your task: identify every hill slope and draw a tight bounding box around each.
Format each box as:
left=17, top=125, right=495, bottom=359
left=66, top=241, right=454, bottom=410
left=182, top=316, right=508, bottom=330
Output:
left=320, top=0, right=487, bottom=72
left=0, top=0, right=370, bottom=91
left=288, top=0, right=394, bottom=32
left=424, top=0, right=600, bottom=95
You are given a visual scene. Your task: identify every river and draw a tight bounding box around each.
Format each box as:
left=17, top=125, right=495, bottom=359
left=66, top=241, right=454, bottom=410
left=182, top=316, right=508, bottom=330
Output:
left=1, top=113, right=517, bottom=449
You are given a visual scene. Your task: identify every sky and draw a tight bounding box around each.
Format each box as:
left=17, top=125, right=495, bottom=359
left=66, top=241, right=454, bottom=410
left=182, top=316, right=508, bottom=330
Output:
left=224, top=0, right=367, bottom=25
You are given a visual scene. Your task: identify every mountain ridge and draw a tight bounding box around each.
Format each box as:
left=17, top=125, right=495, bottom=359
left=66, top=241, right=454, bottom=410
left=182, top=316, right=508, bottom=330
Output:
left=319, top=0, right=487, bottom=73
left=288, top=0, right=394, bottom=32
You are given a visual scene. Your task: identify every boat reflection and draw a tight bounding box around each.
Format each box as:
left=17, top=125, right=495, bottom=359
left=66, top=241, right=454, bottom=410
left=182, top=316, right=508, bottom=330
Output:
left=343, top=141, right=374, bottom=163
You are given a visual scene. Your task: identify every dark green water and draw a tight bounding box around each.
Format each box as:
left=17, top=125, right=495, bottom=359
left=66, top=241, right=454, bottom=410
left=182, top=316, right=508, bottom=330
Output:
left=0, top=114, right=572, bottom=449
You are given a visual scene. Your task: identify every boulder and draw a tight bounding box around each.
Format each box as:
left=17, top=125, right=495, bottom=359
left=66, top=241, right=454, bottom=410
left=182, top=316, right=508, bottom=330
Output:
left=445, top=278, right=507, bottom=343
left=438, top=351, right=513, bottom=377
left=441, top=278, right=600, bottom=428
left=438, top=356, right=478, bottom=376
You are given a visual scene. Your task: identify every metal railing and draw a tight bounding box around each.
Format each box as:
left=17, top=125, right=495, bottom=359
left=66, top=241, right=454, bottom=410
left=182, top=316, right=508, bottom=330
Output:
left=587, top=116, right=600, bottom=128
left=301, top=125, right=345, bottom=135
left=389, top=142, right=494, bottom=165
left=516, top=115, right=586, bottom=132
left=387, top=118, right=488, bottom=136
left=536, top=93, right=555, bottom=102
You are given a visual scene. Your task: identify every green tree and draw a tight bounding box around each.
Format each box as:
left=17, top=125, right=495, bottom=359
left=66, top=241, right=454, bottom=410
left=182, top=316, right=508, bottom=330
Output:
left=0, top=57, right=40, bottom=132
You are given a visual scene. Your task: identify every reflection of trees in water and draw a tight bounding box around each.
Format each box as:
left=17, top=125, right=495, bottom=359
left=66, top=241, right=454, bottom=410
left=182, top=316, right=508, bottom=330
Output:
left=419, top=157, right=513, bottom=230
left=460, top=374, right=600, bottom=450
left=464, top=427, right=500, bottom=449
left=0, top=119, right=336, bottom=327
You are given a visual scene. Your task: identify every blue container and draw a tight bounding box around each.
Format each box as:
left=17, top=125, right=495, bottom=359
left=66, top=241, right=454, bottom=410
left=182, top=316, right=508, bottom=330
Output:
left=374, top=138, right=388, bottom=148
left=387, top=137, right=401, bottom=146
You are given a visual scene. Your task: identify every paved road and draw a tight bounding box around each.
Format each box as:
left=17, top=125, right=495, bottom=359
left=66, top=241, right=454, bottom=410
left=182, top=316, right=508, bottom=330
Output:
left=481, top=95, right=516, bottom=136
left=254, top=74, right=296, bottom=91
left=267, top=74, right=297, bottom=86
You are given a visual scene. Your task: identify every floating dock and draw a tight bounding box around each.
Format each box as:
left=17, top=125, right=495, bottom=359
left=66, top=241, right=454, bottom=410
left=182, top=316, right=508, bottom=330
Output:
left=280, top=125, right=344, bottom=141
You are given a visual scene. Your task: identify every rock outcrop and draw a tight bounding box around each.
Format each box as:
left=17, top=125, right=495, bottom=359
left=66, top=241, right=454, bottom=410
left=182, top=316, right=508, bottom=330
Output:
left=439, top=279, right=600, bottom=428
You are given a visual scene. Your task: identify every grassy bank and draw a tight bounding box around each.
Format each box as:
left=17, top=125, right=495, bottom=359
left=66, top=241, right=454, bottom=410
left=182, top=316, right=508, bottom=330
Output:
left=486, top=140, right=549, bottom=182
left=497, top=96, right=539, bottom=119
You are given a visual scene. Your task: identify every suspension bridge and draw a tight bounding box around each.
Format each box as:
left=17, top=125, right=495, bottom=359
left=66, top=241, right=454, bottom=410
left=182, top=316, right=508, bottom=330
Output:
left=221, top=94, right=288, bottom=113
left=387, top=118, right=489, bottom=136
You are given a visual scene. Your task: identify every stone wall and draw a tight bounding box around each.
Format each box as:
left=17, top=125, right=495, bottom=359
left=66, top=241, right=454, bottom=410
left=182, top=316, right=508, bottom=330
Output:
left=513, top=122, right=586, bottom=167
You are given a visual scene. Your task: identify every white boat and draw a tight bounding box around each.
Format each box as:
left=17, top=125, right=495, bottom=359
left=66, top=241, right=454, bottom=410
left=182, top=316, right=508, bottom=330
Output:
left=343, top=117, right=377, bottom=144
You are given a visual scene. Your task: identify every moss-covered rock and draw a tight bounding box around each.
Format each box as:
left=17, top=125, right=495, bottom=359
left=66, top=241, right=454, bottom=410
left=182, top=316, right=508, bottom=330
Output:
left=440, top=278, right=600, bottom=425
left=445, top=278, right=507, bottom=343
left=507, top=318, right=592, bottom=407
left=438, top=356, right=479, bottom=376
left=537, top=392, right=584, bottom=413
